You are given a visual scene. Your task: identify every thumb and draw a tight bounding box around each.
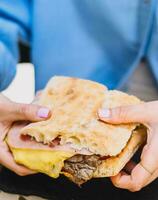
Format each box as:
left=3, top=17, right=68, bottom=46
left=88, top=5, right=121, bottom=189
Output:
left=98, top=102, right=156, bottom=124
left=0, top=102, right=51, bottom=122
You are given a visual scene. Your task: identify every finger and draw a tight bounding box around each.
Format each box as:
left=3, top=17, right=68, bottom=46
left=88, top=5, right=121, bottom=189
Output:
left=140, top=133, right=158, bottom=174
left=0, top=145, right=36, bottom=176
left=111, top=136, right=158, bottom=191
left=36, top=90, right=42, bottom=97
left=140, top=132, right=158, bottom=187
left=111, top=163, right=151, bottom=192
left=145, top=169, right=158, bottom=187
left=0, top=102, right=51, bottom=122
left=0, top=121, right=12, bottom=141
left=98, top=101, right=158, bottom=124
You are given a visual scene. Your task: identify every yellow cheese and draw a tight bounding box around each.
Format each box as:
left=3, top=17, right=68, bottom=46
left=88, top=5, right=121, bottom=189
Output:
left=11, top=148, right=74, bottom=178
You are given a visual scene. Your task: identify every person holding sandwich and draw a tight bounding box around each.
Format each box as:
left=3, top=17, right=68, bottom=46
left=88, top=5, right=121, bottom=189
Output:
left=0, top=1, right=158, bottom=192
left=0, top=80, right=157, bottom=192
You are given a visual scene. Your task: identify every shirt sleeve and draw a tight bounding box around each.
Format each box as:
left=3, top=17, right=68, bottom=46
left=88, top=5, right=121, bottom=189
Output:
left=0, top=0, right=30, bottom=90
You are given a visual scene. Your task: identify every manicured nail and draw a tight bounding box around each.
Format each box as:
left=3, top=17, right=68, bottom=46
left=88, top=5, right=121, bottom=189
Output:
left=37, top=108, right=50, bottom=118
left=98, top=109, right=111, bottom=118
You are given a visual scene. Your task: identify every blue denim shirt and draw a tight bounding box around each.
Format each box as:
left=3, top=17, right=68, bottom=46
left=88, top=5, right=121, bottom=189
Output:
left=0, top=0, right=158, bottom=91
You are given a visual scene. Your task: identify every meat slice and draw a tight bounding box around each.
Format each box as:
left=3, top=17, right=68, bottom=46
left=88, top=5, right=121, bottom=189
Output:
left=21, top=134, right=61, bottom=148
left=49, top=137, right=61, bottom=147
left=63, top=155, right=102, bottom=185
left=7, top=124, right=93, bottom=155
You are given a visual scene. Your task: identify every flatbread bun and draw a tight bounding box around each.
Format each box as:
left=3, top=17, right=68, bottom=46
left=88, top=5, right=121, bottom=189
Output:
left=20, top=76, right=144, bottom=156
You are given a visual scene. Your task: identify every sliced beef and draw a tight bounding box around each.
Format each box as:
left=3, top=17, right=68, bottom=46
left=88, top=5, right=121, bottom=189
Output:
left=63, top=155, right=102, bottom=185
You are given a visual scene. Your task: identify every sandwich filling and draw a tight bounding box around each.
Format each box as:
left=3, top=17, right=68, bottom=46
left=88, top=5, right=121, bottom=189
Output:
left=7, top=126, right=139, bottom=185
left=7, top=131, right=111, bottom=184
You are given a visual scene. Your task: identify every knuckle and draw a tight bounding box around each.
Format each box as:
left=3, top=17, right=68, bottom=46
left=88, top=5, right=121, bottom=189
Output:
left=130, top=183, right=143, bottom=192
left=16, top=169, right=28, bottom=176
left=114, top=107, right=128, bottom=121
left=111, top=178, right=121, bottom=188
left=19, top=104, right=31, bottom=118
left=113, top=182, right=121, bottom=188
left=19, top=104, right=28, bottom=115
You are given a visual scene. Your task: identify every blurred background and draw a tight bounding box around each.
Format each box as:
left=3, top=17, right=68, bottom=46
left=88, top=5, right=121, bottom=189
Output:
left=2, top=43, right=158, bottom=103
left=2, top=44, right=34, bottom=103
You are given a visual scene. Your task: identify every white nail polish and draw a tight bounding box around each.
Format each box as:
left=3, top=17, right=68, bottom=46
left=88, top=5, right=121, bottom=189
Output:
left=98, top=109, right=110, bottom=118
left=37, top=108, right=50, bottom=118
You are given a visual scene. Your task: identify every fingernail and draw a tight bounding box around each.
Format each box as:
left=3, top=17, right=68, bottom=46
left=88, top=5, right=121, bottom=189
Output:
left=37, top=108, right=50, bottom=118
left=98, top=109, right=111, bottom=118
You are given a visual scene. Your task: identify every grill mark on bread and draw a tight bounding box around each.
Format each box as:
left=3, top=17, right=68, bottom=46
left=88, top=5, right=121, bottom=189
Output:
left=66, top=89, right=74, bottom=95
left=65, top=79, right=77, bottom=101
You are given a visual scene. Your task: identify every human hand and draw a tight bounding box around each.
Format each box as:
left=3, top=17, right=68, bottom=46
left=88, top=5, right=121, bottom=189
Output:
left=0, top=93, right=51, bottom=176
left=98, top=101, right=158, bottom=191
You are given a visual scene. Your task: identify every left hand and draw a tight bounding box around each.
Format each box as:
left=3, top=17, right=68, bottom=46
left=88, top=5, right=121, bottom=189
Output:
left=98, top=101, right=158, bottom=192
left=0, top=91, right=50, bottom=176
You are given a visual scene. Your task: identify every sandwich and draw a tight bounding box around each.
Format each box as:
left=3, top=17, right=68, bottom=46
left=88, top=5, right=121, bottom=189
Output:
left=7, top=76, right=146, bottom=185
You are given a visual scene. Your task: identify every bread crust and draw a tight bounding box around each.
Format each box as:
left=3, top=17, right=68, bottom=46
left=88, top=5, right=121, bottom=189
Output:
left=93, top=126, right=146, bottom=177
left=20, top=76, right=142, bottom=156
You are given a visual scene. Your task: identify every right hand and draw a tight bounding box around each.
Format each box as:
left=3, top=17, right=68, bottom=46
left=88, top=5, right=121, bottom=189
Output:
left=98, top=101, right=158, bottom=191
left=0, top=93, right=51, bottom=176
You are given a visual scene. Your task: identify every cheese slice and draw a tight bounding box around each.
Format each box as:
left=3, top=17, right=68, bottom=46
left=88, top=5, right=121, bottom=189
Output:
left=10, top=147, right=74, bottom=178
